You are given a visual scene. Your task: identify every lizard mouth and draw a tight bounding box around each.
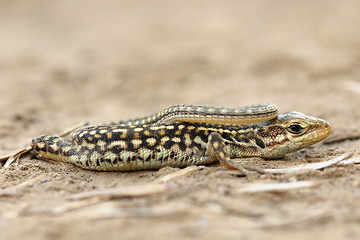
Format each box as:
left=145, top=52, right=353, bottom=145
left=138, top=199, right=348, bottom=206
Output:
left=302, top=119, right=332, bottom=145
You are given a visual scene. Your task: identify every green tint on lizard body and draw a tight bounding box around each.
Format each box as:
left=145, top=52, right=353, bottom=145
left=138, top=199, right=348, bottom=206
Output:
left=31, top=108, right=331, bottom=171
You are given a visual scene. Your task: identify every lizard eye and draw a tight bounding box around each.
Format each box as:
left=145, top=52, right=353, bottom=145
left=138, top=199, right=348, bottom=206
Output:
left=287, top=123, right=304, bottom=134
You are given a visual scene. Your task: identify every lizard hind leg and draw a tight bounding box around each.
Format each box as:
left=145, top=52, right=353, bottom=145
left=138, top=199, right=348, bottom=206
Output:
left=208, top=132, right=265, bottom=174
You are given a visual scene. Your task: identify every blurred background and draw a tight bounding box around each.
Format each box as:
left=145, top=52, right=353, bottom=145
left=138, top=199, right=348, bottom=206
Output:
left=1, top=0, right=360, bottom=128
left=1, top=1, right=360, bottom=239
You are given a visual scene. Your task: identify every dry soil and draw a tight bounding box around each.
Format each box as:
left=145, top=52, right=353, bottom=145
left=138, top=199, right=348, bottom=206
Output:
left=1, top=1, right=360, bottom=240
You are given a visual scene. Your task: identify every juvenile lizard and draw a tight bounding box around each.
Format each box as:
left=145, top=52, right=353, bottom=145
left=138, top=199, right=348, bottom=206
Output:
left=30, top=104, right=331, bottom=171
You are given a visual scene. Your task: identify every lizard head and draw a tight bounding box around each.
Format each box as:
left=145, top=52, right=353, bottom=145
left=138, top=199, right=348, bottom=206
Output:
left=257, top=111, right=332, bottom=159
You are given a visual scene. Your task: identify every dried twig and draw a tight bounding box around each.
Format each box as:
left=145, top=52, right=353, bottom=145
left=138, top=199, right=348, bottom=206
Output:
left=261, top=153, right=352, bottom=174
left=84, top=202, right=190, bottom=220
left=49, top=198, right=104, bottom=215
left=253, top=208, right=330, bottom=229
left=238, top=181, right=316, bottom=193
left=0, top=122, right=88, bottom=164
left=337, top=157, right=360, bottom=165
left=324, top=129, right=360, bottom=144
left=3, top=146, right=32, bottom=167
left=155, top=166, right=205, bottom=183
left=58, top=121, right=89, bottom=137
left=69, top=183, right=176, bottom=201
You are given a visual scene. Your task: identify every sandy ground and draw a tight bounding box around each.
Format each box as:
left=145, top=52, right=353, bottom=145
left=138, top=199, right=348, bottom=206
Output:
left=1, top=1, right=360, bottom=239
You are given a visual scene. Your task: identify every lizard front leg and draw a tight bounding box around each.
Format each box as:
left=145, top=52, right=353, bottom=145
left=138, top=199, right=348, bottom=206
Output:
left=207, top=132, right=265, bottom=174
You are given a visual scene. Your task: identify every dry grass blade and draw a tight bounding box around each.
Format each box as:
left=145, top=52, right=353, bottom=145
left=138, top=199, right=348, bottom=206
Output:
left=0, top=122, right=87, bottom=165
left=0, top=153, right=13, bottom=163
left=337, top=157, right=360, bottom=165
left=253, top=208, right=330, bottom=229
left=324, top=129, right=360, bottom=144
left=81, top=202, right=191, bottom=220
left=58, top=121, right=89, bottom=138
left=0, top=174, right=46, bottom=197
left=262, top=153, right=352, bottom=174
left=0, top=147, right=31, bottom=163
left=155, top=166, right=205, bottom=183
left=218, top=157, right=266, bottom=174
left=69, top=183, right=175, bottom=201
left=0, top=189, right=21, bottom=197
left=3, top=146, right=32, bottom=167
left=49, top=198, right=103, bottom=215
left=238, top=181, right=316, bottom=193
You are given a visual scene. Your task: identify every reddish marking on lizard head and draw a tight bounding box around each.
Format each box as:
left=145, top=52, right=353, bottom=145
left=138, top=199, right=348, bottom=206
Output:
left=257, top=112, right=331, bottom=159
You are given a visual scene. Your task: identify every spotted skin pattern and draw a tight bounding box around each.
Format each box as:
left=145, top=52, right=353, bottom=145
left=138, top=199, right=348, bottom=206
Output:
left=31, top=110, right=332, bottom=171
